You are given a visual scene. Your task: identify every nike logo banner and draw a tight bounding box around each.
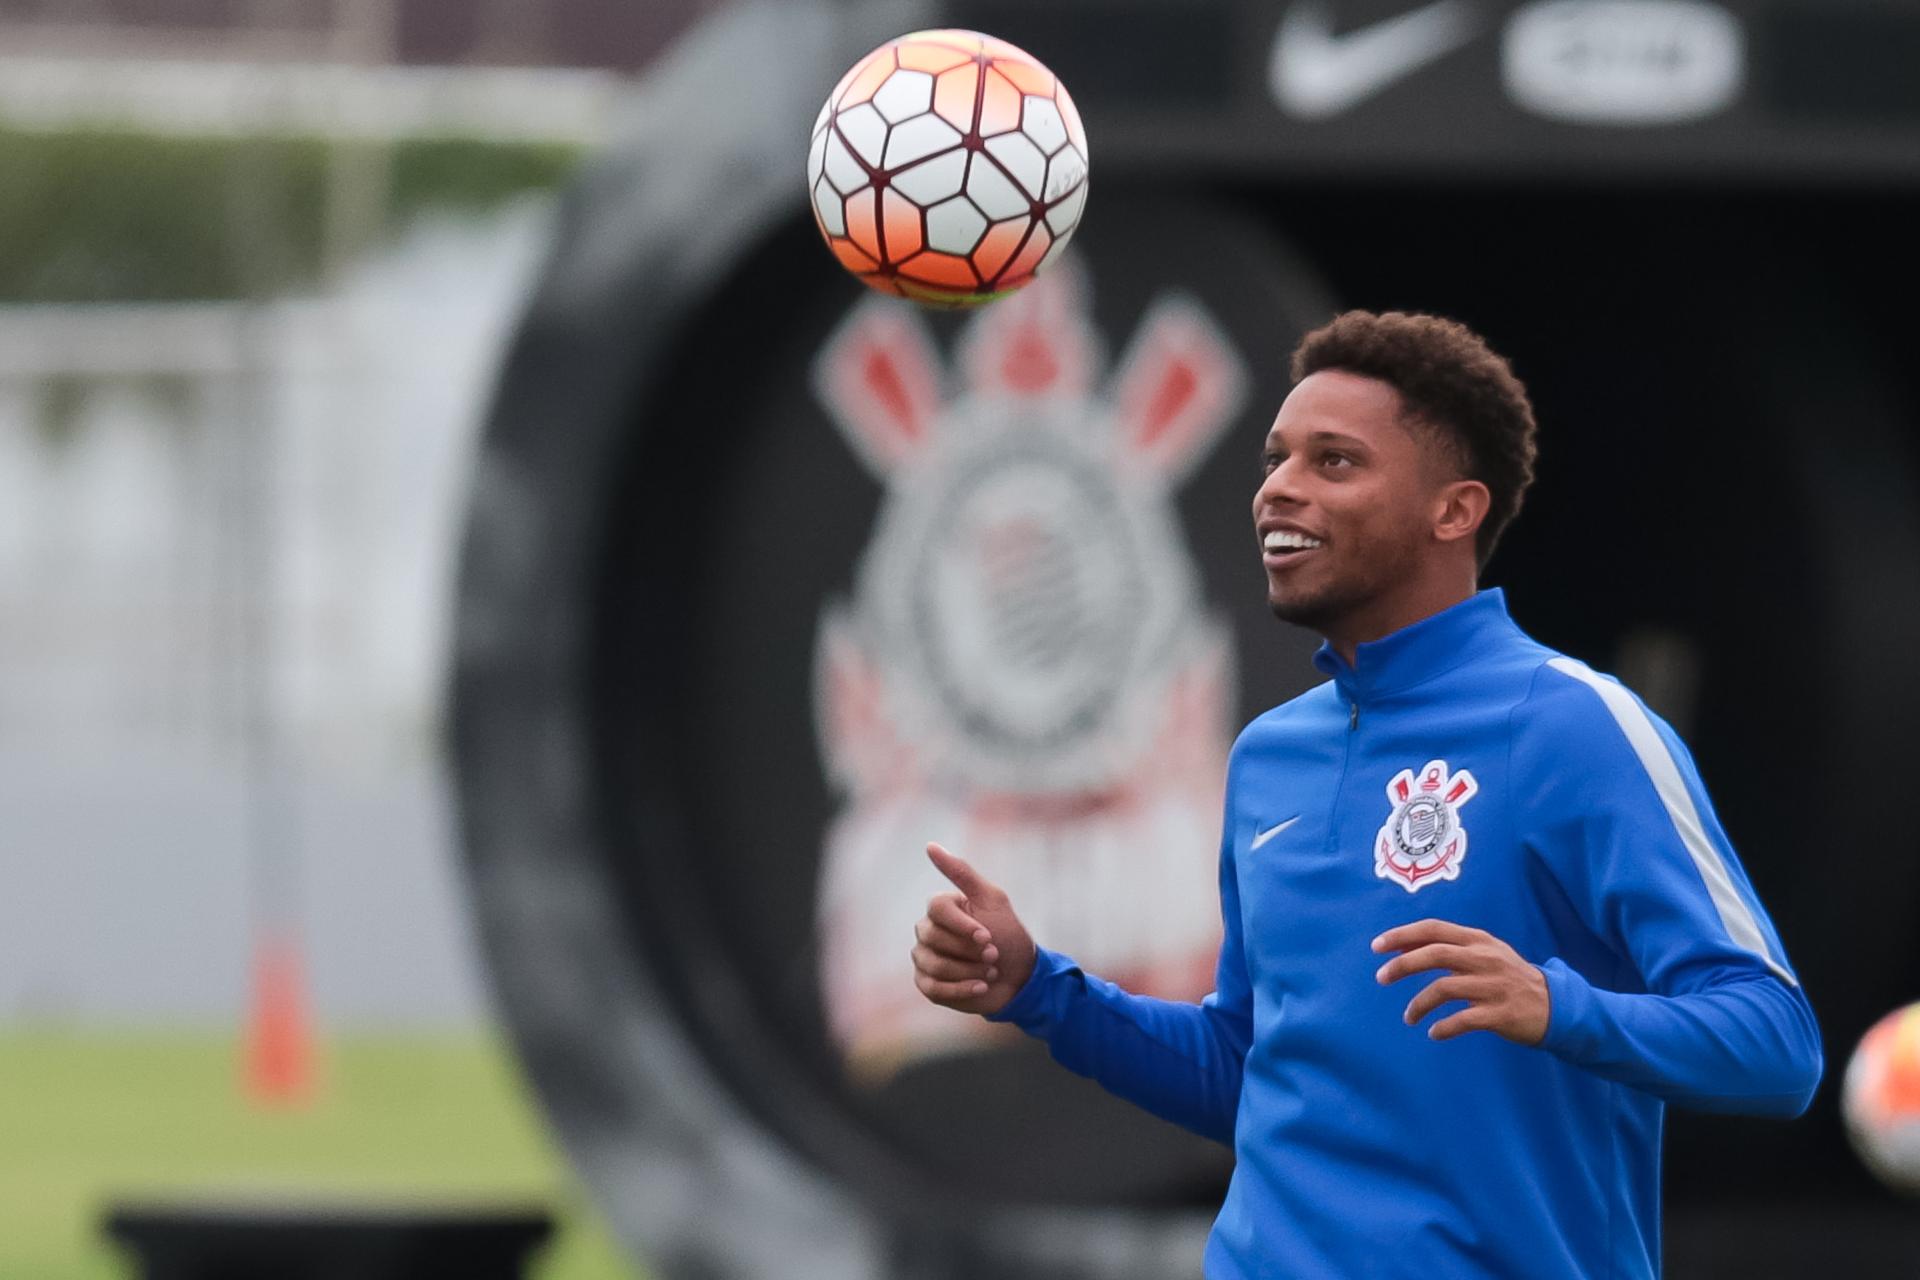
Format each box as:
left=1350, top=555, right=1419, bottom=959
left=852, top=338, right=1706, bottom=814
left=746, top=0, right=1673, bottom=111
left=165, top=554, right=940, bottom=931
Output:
left=1251, top=815, right=1304, bottom=850
left=1271, top=0, right=1486, bottom=120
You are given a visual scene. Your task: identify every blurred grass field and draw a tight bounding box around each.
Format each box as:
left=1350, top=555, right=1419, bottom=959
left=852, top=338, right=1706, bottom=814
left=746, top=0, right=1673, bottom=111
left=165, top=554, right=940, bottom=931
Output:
left=0, top=1029, right=643, bottom=1280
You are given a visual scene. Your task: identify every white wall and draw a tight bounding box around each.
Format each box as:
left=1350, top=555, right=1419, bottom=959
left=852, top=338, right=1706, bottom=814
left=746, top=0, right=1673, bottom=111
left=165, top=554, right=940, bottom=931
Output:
left=0, top=201, right=552, bottom=1027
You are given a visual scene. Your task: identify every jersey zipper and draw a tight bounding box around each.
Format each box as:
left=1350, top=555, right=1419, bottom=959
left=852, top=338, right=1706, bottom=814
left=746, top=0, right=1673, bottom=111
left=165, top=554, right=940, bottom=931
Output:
left=1326, top=696, right=1360, bottom=852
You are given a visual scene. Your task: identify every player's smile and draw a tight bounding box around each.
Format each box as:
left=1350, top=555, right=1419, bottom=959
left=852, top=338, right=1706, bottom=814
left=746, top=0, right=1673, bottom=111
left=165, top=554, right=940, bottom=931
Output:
left=1259, top=521, right=1326, bottom=570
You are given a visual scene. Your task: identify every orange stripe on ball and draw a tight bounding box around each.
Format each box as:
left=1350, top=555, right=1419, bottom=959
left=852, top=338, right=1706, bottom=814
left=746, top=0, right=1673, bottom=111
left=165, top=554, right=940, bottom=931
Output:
left=897, top=42, right=972, bottom=74
left=978, top=68, right=1023, bottom=136
left=845, top=190, right=881, bottom=260
left=993, top=59, right=1055, bottom=98
left=973, top=219, right=1028, bottom=283
left=882, top=189, right=925, bottom=262
left=934, top=63, right=981, bottom=131
left=898, top=250, right=979, bottom=289
left=839, top=48, right=896, bottom=107
left=830, top=237, right=878, bottom=274
left=1001, top=222, right=1052, bottom=281
left=901, top=29, right=985, bottom=54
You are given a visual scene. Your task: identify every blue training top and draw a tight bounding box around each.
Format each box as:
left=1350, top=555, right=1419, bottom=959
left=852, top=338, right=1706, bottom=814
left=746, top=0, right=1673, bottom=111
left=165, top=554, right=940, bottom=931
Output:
left=986, top=587, right=1821, bottom=1280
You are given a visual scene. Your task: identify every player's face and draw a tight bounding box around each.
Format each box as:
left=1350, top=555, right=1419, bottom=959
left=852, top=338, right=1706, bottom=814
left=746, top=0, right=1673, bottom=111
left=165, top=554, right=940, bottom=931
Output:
left=1252, top=371, right=1447, bottom=633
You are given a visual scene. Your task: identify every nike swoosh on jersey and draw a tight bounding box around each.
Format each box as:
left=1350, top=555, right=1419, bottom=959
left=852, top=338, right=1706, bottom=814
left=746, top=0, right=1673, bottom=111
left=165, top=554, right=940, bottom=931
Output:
left=1270, top=0, right=1485, bottom=120
left=1251, top=815, right=1304, bottom=850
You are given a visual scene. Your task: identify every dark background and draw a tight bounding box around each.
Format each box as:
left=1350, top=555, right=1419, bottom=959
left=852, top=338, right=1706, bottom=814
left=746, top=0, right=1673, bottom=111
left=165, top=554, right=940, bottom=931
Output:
left=594, top=180, right=1920, bottom=1209
left=454, top=1, right=1920, bottom=1273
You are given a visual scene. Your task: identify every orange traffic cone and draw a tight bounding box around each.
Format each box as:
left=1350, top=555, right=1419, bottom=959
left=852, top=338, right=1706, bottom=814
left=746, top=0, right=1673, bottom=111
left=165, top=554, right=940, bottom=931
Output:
left=242, top=932, right=319, bottom=1107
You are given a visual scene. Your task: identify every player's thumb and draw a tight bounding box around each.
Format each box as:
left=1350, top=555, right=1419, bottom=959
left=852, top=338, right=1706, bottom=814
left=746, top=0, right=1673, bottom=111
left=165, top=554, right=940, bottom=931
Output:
left=927, top=842, right=998, bottom=903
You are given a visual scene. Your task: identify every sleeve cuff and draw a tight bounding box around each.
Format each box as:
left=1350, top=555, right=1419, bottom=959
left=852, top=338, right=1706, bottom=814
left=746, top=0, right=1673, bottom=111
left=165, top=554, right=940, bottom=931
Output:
left=1537, top=956, right=1598, bottom=1057
left=984, top=944, right=1078, bottom=1031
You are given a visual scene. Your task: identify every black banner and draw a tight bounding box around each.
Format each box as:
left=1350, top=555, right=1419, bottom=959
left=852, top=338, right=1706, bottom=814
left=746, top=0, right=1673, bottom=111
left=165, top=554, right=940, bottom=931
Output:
left=951, top=0, right=1920, bottom=180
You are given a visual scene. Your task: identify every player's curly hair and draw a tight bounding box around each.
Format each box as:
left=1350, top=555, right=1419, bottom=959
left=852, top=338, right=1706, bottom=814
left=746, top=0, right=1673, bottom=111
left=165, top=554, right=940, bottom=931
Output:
left=1291, top=310, right=1538, bottom=569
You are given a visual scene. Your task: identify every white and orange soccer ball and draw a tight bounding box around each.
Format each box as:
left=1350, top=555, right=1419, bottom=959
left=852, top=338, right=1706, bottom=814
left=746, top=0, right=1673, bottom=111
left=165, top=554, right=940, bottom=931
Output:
left=807, top=29, right=1090, bottom=308
left=1844, top=1002, right=1920, bottom=1191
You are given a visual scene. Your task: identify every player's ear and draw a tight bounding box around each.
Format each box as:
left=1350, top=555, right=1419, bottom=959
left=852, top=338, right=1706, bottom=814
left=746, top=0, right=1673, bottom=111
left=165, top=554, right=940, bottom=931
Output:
left=1433, top=478, right=1490, bottom=547
left=813, top=299, right=943, bottom=475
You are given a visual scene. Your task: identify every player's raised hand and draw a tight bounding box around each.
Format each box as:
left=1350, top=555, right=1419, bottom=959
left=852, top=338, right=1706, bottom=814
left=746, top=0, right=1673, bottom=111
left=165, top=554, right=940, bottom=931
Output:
left=1372, top=919, right=1552, bottom=1045
left=912, top=842, right=1037, bottom=1017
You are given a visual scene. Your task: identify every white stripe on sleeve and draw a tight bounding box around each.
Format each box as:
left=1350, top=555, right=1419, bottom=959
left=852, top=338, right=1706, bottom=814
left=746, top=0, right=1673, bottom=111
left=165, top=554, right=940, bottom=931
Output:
left=1546, top=656, right=1797, bottom=986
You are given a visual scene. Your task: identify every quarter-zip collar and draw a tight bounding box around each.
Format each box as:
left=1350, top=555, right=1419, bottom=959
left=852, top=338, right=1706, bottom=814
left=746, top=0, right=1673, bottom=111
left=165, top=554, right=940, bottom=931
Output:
left=1311, top=587, right=1518, bottom=705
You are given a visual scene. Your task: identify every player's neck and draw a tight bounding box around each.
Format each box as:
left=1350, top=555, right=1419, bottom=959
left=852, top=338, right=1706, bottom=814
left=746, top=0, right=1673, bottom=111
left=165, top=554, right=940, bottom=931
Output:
left=1323, top=570, right=1480, bottom=669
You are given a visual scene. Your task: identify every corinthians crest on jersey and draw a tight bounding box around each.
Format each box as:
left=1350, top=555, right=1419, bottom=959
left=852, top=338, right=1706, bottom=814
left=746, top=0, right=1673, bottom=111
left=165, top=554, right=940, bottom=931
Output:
left=1375, top=759, right=1479, bottom=893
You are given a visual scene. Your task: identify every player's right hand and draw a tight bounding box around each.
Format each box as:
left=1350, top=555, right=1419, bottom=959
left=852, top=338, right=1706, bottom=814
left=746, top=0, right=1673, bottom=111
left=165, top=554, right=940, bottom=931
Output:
left=912, top=842, right=1037, bottom=1018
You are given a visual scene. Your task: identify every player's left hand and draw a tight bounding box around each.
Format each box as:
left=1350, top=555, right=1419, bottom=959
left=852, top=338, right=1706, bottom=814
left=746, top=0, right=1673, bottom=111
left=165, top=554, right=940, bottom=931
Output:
left=1372, top=919, right=1551, bottom=1045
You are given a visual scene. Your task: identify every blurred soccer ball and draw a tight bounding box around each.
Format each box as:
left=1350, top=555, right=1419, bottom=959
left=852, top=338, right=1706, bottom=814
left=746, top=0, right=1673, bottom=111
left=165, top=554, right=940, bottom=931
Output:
left=1844, top=1002, right=1920, bottom=1191
left=807, top=29, right=1090, bottom=308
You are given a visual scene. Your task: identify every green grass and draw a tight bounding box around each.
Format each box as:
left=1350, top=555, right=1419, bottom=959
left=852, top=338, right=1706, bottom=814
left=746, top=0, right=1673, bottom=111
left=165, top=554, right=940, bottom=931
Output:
left=0, top=1029, right=645, bottom=1280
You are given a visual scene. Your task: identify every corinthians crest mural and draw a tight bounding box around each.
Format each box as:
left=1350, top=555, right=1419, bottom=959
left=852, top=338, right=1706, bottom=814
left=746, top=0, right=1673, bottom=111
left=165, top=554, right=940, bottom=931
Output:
left=811, top=262, right=1250, bottom=1072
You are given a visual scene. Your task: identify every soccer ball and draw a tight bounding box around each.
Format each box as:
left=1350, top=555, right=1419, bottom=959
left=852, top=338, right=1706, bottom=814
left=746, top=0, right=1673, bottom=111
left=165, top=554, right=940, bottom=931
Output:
left=1844, top=1002, right=1920, bottom=1191
left=807, top=29, right=1090, bottom=308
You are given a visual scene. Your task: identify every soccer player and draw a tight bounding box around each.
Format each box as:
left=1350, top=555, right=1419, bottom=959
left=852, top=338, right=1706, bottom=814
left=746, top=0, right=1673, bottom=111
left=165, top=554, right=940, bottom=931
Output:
left=910, top=311, right=1821, bottom=1278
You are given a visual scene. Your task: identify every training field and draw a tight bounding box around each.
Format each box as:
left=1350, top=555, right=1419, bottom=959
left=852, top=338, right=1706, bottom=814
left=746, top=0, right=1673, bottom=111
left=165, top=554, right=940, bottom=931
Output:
left=0, top=1030, right=640, bottom=1280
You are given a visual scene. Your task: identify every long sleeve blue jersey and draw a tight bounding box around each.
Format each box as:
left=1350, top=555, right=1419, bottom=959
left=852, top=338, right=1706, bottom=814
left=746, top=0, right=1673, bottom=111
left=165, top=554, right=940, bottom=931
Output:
left=986, top=588, right=1821, bottom=1279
